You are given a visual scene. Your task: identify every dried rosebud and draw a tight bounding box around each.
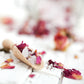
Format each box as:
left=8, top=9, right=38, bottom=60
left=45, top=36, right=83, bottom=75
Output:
left=36, top=56, right=42, bottom=64
left=29, top=74, right=35, bottom=78
left=33, top=20, right=49, bottom=37
left=16, top=41, right=28, bottom=52
left=56, top=27, right=73, bottom=38
left=5, top=58, right=13, bottom=63
left=63, top=69, right=82, bottom=80
left=1, top=64, right=15, bottom=69
left=54, top=33, right=68, bottom=50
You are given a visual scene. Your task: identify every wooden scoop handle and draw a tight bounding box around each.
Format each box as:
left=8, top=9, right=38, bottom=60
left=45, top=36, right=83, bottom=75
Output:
left=2, top=39, right=14, bottom=50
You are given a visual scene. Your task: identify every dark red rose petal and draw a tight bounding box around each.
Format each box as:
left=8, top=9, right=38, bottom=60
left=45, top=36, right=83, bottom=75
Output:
left=16, top=41, right=28, bottom=52
left=63, top=69, right=82, bottom=80
left=48, top=60, right=64, bottom=69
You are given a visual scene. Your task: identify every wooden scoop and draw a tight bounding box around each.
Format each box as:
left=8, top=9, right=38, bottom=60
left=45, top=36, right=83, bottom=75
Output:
left=2, top=39, right=44, bottom=70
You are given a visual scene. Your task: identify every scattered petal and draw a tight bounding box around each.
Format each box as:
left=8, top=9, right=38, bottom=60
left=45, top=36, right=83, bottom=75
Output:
left=0, top=64, right=15, bottom=69
left=29, top=74, right=35, bottom=78
left=39, top=51, right=46, bottom=55
left=36, top=56, right=42, bottom=64
left=5, top=58, right=13, bottom=63
left=48, top=60, right=64, bottom=69
left=63, top=69, right=82, bottom=80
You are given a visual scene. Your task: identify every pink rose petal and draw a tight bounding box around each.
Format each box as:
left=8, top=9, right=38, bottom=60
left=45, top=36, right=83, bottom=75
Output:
left=16, top=41, right=28, bottom=52
left=36, top=56, right=42, bottom=64
left=29, top=74, right=35, bottom=78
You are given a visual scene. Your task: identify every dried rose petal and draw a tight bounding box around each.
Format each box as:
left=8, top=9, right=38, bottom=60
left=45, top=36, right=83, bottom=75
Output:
left=48, top=60, right=55, bottom=65
left=33, top=20, right=49, bottom=37
left=48, top=60, right=64, bottom=69
left=41, top=51, right=46, bottom=54
left=39, top=51, right=46, bottom=55
left=29, top=74, right=35, bottom=78
left=63, top=69, right=82, bottom=80
left=72, top=74, right=82, bottom=80
left=54, top=63, right=64, bottom=69
left=16, top=41, right=28, bottom=52
left=1, top=64, right=15, bottom=69
left=36, top=56, right=42, bottom=64
left=28, top=48, right=32, bottom=52
left=1, top=17, right=13, bottom=25
left=34, top=50, right=37, bottom=56
left=31, top=50, right=38, bottom=56
left=5, top=58, right=13, bottom=63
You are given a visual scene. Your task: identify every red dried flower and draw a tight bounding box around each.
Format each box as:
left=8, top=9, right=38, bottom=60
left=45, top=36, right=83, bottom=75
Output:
left=63, top=69, right=82, bottom=80
left=36, top=56, right=42, bottom=64
left=16, top=41, right=28, bottom=52
left=33, top=20, right=49, bottom=37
